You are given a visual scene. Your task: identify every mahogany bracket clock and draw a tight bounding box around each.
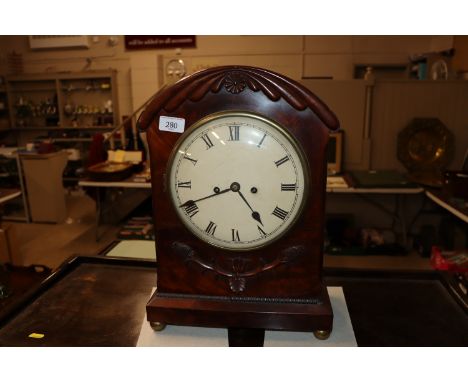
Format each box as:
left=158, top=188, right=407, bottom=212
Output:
left=137, top=66, right=340, bottom=346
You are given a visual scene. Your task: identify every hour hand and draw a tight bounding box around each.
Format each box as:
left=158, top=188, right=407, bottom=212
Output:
left=179, top=200, right=196, bottom=208
left=179, top=187, right=231, bottom=208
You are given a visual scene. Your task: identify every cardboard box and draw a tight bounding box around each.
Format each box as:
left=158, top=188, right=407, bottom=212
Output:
left=21, top=151, right=68, bottom=223
left=0, top=223, right=22, bottom=266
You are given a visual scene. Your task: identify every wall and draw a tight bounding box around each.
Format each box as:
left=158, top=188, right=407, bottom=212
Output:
left=453, top=35, right=468, bottom=73
left=302, top=79, right=468, bottom=172
left=1, top=35, right=465, bottom=169
left=370, top=80, right=468, bottom=170
left=0, top=35, right=452, bottom=113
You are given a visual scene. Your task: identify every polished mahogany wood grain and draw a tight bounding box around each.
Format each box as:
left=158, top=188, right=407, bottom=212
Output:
left=137, top=66, right=340, bottom=132
left=139, top=66, right=339, bottom=334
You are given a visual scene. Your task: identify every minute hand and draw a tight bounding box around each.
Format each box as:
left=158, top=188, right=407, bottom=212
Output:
left=179, top=187, right=231, bottom=208
left=237, top=190, right=263, bottom=226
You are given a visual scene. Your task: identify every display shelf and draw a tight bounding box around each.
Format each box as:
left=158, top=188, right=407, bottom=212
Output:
left=57, top=127, right=113, bottom=131
left=3, top=71, right=118, bottom=130
left=0, top=71, right=120, bottom=189
left=9, top=126, right=114, bottom=132
left=0, top=71, right=119, bottom=152
left=59, top=75, right=116, bottom=131
left=61, top=85, right=112, bottom=92
left=51, top=138, right=92, bottom=143
left=9, top=88, right=57, bottom=93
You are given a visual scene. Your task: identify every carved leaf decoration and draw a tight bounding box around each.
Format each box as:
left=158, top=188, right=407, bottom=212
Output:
left=231, top=257, right=247, bottom=274
left=279, top=245, right=305, bottom=263
left=137, top=66, right=339, bottom=132
left=172, top=241, right=195, bottom=259
left=171, top=242, right=306, bottom=293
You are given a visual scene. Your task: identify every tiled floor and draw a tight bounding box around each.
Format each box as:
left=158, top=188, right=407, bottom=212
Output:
left=8, top=191, right=119, bottom=269
left=5, top=192, right=431, bottom=271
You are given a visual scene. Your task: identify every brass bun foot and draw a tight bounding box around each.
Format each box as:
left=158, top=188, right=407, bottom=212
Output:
left=313, top=330, right=331, bottom=340
left=150, top=322, right=167, bottom=331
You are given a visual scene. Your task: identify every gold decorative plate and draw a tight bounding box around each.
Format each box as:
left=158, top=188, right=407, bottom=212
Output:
left=397, top=118, right=454, bottom=187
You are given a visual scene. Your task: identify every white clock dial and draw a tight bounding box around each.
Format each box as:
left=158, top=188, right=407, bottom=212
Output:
left=168, top=112, right=308, bottom=251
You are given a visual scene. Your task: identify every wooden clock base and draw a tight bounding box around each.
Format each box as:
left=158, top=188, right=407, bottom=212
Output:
left=146, top=285, right=333, bottom=346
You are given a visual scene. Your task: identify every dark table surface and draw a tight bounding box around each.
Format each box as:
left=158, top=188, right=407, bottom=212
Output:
left=0, top=256, right=466, bottom=347
left=426, top=189, right=468, bottom=222
left=0, top=188, right=21, bottom=204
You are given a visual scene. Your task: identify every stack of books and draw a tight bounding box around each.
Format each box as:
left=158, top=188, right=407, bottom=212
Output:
left=132, top=167, right=151, bottom=183
left=326, top=175, right=351, bottom=189
left=118, top=216, right=154, bottom=241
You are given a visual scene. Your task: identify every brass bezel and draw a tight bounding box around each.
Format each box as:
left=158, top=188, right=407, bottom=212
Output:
left=166, top=110, right=310, bottom=251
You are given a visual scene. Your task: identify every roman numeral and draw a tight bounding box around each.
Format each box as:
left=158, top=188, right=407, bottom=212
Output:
left=177, top=181, right=191, bottom=188
left=274, top=156, right=289, bottom=167
left=257, top=225, right=267, bottom=237
left=272, top=206, right=288, bottom=220
left=231, top=229, right=240, bottom=242
left=183, top=202, right=199, bottom=218
left=183, top=154, right=197, bottom=166
left=205, top=221, right=217, bottom=236
left=228, top=125, right=240, bottom=141
left=281, top=183, right=297, bottom=191
left=201, top=133, right=214, bottom=149
left=257, top=133, right=267, bottom=148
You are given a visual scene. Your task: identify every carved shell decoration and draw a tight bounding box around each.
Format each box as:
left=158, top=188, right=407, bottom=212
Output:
left=229, top=277, right=247, bottom=293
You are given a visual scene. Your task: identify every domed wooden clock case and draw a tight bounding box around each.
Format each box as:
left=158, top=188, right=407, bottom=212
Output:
left=138, top=66, right=339, bottom=345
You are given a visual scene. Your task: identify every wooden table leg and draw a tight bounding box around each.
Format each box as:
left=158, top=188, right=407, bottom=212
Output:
left=228, top=327, right=265, bottom=347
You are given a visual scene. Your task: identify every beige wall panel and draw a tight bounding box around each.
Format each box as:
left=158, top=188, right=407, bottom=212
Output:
left=118, top=89, right=133, bottom=118
left=163, top=54, right=303, bottom=81
left=303, top=54, right=354, bottom=79
left=113, top=63, right=132, bottom=117
left=130, top=67, right=159, bottom=86
left=130, top=80, right=160, bottom=111
left=1, top=36, right=127, bottom=71
left=130, top=52, right=159, bottom=69
left=301, top=80, right=368, bottom=170
left=351, top=36, right=433, bottom=54
left=453, top=36, right=468, bottom=72
left=370, top=80, right=468, bottom=171
left=352, top=53, right=412, bottom=66
left=430, top=36, right=454, bottom=53
left=192, top=36, right=303, bottom=55
left=130, top=54, right=164, bottom=111
left=304, top=36, right=353, bottom=53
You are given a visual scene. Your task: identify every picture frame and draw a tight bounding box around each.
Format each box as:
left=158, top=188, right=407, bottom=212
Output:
left=327, top=130, right=344, bottom=175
